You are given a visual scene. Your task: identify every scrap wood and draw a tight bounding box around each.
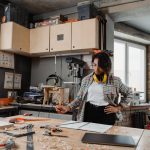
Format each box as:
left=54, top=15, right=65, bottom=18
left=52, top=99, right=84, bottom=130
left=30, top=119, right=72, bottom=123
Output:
left=9, top=117, right=50, bottom=123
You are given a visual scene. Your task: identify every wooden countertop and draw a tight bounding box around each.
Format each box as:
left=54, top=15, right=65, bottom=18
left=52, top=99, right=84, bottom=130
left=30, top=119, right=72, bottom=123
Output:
left=1, top=115, right=150, bottom=150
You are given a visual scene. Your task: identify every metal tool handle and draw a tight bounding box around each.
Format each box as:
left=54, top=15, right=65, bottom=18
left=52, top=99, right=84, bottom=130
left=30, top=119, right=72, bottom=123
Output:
left=27, top=124, right=34, bottom=150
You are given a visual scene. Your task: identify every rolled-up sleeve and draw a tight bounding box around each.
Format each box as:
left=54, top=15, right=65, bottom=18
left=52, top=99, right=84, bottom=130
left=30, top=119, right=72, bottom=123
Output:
left=68, top=78, right=85, bottom=110
left=118, top=77, right=133, bottom=108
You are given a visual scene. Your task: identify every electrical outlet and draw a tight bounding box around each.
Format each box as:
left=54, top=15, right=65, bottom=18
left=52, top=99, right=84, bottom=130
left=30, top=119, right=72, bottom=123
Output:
left=8, top=91, right=17, bottom=98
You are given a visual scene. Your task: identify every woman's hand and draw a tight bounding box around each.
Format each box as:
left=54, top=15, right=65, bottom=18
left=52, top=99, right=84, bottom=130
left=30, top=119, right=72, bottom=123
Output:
left=55, top=105, right=71, bottom=114
left=104, top=105, right=121, bottom=114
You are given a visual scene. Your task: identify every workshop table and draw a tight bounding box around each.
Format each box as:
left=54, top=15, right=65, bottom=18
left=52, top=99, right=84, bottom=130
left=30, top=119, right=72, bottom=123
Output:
left=1, top=115, right=150, bottom=150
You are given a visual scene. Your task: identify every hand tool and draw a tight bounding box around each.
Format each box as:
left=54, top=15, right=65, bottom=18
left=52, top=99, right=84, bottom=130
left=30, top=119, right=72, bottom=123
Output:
left=26, top=124, right=34, bottom=150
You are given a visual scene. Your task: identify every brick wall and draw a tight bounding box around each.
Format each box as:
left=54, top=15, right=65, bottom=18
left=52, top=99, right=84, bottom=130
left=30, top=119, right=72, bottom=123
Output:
left=115, top=107, right=148, bottom=128
left=147, top=46, right=150, bottom=101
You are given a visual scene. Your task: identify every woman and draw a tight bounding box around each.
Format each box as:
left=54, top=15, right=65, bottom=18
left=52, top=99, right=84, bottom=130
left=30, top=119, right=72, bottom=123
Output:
left=56, top=52, right=132, bottom=125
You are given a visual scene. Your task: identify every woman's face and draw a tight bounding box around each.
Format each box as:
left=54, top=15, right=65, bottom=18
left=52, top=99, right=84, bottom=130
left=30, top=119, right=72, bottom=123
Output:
left=93, top=58, right=104, bottom=75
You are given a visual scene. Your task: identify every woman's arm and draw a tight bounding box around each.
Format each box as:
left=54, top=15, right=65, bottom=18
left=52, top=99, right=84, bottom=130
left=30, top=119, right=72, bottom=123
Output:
left=118, top=77, right=133, bottom=108
left=104, top=105, right=122, bottom=114
left=55, top=78, right=86, bottom=113
left=67, top=78, right=86, bottom=111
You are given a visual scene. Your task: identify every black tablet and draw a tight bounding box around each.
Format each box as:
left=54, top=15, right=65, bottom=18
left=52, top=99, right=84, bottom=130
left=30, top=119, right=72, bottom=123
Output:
left=82, top=133, right=136, bottom=147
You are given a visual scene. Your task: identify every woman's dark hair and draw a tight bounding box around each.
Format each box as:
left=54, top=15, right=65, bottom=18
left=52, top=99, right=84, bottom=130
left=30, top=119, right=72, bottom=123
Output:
left=92, top=52, right=112, bottom=74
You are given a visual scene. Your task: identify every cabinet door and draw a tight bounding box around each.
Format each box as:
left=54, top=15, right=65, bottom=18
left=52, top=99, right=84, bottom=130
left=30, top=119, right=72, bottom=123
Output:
left=72, top=18, right=99, bottom=50
left=12, top=22, right=30, bottom=53
left=1, top=22, right=13, bottom=50
left=0, top=22, right=30, bottom=53
left=50, top=23, right=71, bottom=52
left=30, top=26, right=50, bottom=54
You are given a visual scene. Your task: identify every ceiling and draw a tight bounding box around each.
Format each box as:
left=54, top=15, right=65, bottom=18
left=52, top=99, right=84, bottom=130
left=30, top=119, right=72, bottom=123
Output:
left=1, top=0, right=150, bottom=35
left=123, top=15, right=150, bottom=34
left=6, top=0, right=86, bottom=14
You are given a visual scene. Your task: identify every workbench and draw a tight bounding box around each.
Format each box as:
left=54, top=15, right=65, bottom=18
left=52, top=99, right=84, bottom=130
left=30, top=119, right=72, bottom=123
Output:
left=11, top=102, right=72, bottom=120
left=11, top=102, right=150, bottom=128
left=1, top=115, right=150, bottom=150
left=0, top=106, right=18, bottom=117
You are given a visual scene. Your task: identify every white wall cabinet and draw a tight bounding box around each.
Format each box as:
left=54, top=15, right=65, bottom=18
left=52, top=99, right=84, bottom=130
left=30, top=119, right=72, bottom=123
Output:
left=0, top=22, right=30, bottom=53
left=50, top=23, right=71, bottom=52
left=50, top=19, right=99, bottom=52
left=72, top=18, right=99, bottom=50
left=0, top=19, right=99, bottom=55
left=30, top=26, right=50, bottom=54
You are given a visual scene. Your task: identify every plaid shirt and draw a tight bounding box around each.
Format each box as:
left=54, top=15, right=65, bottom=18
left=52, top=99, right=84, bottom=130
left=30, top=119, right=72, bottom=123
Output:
left=68, top=72, right=133, bottom=122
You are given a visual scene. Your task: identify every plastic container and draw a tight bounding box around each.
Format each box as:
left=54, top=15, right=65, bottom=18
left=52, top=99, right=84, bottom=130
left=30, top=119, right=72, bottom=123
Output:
left=0, top=98, right=13, bottom=106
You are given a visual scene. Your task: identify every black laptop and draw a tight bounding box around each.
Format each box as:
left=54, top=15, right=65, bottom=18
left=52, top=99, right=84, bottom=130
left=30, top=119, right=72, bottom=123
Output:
left=82, top=133, right=136, bottom=147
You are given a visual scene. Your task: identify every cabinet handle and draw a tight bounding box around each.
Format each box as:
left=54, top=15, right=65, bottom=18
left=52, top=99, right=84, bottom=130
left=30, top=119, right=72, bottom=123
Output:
left=46, top=48, right=48, bottom=50
left=73, top=46, right=75, bottom=48
left=51, top=48, right=53, bottom=50
left=20, top=48, right=22, bottom=50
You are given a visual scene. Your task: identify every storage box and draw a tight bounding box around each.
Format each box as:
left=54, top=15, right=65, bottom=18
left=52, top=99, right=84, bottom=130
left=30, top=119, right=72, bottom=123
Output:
left=4, top=3, right=30, bottom=28
left=77, top=1, right=98, bottom=20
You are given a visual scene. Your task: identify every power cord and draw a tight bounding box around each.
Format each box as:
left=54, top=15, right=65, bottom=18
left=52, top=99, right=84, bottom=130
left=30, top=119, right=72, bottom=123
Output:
left=48, top=103, right=56, bottom=118
left=37, top=103, right=43, bottom=117
left=48, top=104, right=51, bottom=118
left=18, top=103, right=22, bottom=115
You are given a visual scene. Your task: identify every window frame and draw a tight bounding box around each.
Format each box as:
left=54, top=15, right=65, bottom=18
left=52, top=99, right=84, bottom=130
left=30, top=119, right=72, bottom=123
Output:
left=114, top=39, right=146, bottom=102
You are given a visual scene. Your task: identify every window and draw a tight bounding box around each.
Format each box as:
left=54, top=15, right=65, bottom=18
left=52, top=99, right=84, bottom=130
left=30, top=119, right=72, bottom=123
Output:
left=114, top=40, right=126, bottom=83
left=114, top=39, right=146, bottom=101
